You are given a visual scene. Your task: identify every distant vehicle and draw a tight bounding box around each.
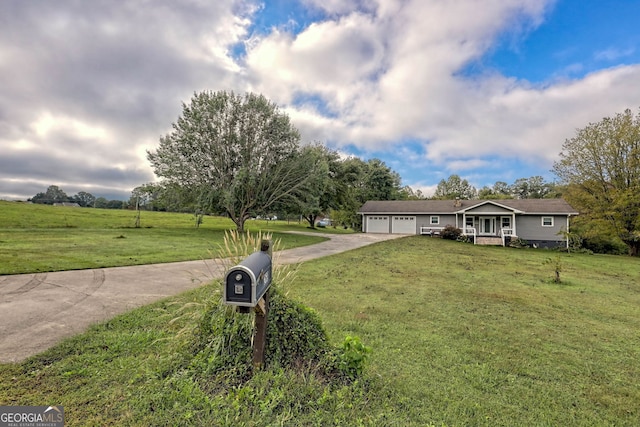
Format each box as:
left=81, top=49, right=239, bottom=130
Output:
left=317, top=218, right=331, bottom=227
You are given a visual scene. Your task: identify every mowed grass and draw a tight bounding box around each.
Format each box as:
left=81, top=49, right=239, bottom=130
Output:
left=0, top=201, right=343, bottom=274
left=1, top=235, right=638, bottom=425
left=291, top=237, right=640, bottom=425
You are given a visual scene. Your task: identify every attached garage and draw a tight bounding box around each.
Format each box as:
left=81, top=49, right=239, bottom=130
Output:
left=366, top=216, right=389, bottom=233
left=391, top=216, right=416, bottom=234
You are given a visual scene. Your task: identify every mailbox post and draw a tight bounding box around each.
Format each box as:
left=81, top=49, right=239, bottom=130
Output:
left=223, top=240, right=272, bottom=368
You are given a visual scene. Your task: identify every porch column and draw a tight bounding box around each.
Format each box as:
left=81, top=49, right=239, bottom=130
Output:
left=512, top=213, right=516, bottom=236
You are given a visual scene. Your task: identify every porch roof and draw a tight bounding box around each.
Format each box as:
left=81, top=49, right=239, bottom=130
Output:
left=358, top=199, right=579, bottom=215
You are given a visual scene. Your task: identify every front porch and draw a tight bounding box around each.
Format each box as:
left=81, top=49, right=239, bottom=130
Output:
left=455, top=204, right=521, bottom=247
left=461, top=217, right=516, bottom=246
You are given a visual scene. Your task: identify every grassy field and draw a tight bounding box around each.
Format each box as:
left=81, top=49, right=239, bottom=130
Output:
left=0, top=201, right=347, bottom=274
left=292, top=238, right=640, bottom=425
left=1, top=228, right=638, bottom=425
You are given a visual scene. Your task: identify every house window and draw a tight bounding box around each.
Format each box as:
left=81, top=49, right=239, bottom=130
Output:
left=501, top=217, right=511, bottom=229
left=542, top=216, right=554, bottom=227
left=430, top=216, right=440, bottom=225
left=465, top=217, right=474, bottom=228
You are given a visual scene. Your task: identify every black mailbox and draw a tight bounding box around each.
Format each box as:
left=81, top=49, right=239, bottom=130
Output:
left=223, top=250, right=272, bottom=307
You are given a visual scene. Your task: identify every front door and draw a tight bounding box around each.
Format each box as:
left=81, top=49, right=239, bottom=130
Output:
left=479, top=217, right=496, bottom=235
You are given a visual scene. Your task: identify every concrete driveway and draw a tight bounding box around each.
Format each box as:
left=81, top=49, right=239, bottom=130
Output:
left=0, top=232, right=404, bottom=363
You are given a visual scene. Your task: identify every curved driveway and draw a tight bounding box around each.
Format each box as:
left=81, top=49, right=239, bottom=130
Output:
left=0, top=232, right=404, bottom=363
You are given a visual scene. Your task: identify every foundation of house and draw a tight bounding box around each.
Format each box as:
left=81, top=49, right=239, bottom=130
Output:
left=476, top=236, right=503, bottom=246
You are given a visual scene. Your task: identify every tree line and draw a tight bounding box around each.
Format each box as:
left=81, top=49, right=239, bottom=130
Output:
left=135, top=153, right=409, bottom=231
left=433, top=174, right=562, bottom=200
left=554, top=108, right=640, bottom=256
left=29, top=185, right=126, bottom=209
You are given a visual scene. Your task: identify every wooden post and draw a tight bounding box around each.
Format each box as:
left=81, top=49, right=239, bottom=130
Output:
left=252, top=290, right=269, bottom=369
left=260, top=239, right=272, bottom=256
left=252, top=239, right=272, bottom=369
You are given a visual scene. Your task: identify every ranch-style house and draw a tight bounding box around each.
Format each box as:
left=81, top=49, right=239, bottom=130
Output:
left=358, top=198, right=579, bottom=248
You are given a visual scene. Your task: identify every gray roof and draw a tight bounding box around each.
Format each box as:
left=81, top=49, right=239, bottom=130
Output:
left=358, top=199, right=579, bottom=215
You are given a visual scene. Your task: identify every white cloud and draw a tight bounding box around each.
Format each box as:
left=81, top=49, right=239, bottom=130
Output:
left=0, top=0, right=255, bottom=199
left=246, top=12, right=384, bottom=110
left=246, top=0, right=640, bottom=172
left=245, top=0, right=554, bottom=146
left=447, top=159, right=493, bottom=172
left=409, top=181, right=439, bottom=198
left=300, top=0, right=377, bottom=16
left=595, top=47, right=635, bottom=62
left=2, top=0, right=640, bottom=201
left=32, top=112, right=108, bottom=141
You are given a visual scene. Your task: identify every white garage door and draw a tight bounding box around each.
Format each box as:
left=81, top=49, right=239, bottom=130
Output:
left=392, top=216, right=416, bottom=234
left=367, top=216, right=389, bottom=233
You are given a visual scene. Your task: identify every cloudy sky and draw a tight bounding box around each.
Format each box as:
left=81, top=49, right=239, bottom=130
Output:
left=2, top=0, right=640, bottom=201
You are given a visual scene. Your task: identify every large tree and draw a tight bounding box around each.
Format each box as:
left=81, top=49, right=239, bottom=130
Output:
left=147, top=91, right=314, bottom=232
left=129, top=183, right=163, bottom=211
left=331, top=157, right=403, bottom=229
left=398, top=185, right=424, bottom=200
left=433, top=174, right=477, bottom=199
left=72, top=191, right=96, bottom=207
left=364, top=158, right=403, bottom=201
left=339, top=157, right=402, bottom=204
left=553, top=108, right=640, bottom=256
left=94, top=197, right=108, bottom=209
left=511, top=176, right=555, bottom=199
left=478, top=181, right=511, bottom=199
left=292, top=144, right=341, bottom=228
left=30, top=185, right=70, bottom=204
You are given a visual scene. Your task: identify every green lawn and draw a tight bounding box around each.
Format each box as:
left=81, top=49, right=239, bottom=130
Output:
left=0, top=201, right=347, bottom=274
left=1, top=234, right=638, bottom=426
left=291, top=237, right=640, bottom=425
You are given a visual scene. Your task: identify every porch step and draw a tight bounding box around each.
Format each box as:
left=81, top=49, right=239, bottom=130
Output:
left=476, top=237, right=503, bottom=246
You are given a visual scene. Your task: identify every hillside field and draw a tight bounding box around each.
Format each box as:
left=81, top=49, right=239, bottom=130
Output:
left=0, top=201, right=342, bottom=274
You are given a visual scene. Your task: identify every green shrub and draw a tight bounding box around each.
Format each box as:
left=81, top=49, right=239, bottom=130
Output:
left=192, top=287, right=372, bottom=384
left=582, top=235, right=627, bottom=255
left=265, top=288, right=331, bottom=368
left=441, top=225, right=462, bottom=240
left=543, top=254, right=563, bottom=283
left=336, top=336, right=372, bottom=380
